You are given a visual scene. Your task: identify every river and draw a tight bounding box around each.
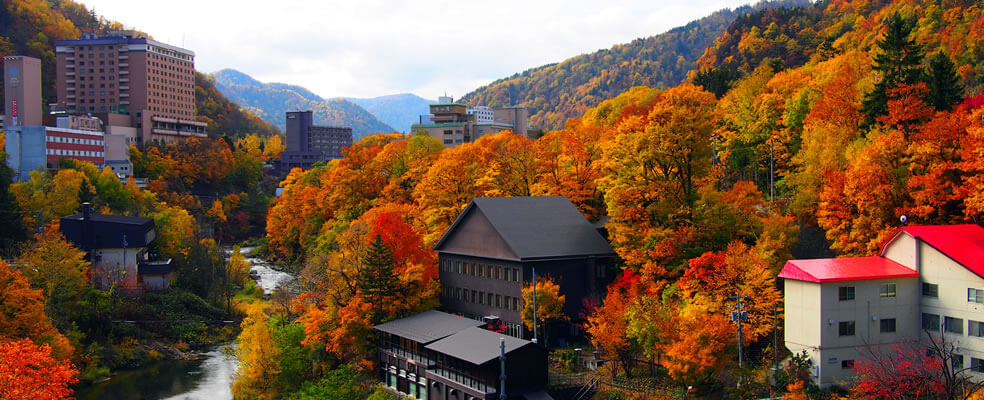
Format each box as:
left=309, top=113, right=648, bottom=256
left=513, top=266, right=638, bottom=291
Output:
left=75, top=247, right=295, bottom=399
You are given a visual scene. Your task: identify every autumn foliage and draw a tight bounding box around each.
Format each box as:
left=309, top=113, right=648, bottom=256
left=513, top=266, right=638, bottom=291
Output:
left=0, top=338, right=79, bottom=400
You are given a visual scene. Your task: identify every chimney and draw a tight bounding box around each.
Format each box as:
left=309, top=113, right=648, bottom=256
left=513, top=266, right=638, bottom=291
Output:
left=82, top=202, right=92, bottom=220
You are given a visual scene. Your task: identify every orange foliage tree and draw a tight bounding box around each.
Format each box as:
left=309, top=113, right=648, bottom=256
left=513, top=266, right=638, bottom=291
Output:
left=0, top=338, right=78, bottom=400
left=0, top=261, right=74, bottom=360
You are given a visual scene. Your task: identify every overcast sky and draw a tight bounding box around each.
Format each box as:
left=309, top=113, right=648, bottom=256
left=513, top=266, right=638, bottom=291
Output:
left=79, top=0, right=752, bottom=99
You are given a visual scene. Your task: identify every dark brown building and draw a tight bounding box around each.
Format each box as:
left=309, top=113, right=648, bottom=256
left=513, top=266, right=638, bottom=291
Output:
left=433, top=196, right=616, bottom=343
left=279, top=110, right=353, bottom=171
left=375, top=310, right=549, bottom=400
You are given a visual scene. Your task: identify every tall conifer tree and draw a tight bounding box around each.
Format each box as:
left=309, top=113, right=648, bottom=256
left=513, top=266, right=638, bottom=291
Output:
left=926, top=51, right=964, bottom=111
left=862, top=13, right=924, bottom=127
left=356, top=234, right=400, bottom=321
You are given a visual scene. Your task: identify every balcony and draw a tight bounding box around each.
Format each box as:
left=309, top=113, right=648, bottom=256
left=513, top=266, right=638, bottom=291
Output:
left=120, top=100, right=129, bottom=105
left=379, top=347, right=434, bottom=367
left=428, top=367, right=495, bottom=395
left=120, top=85, right=129, bottom=90
left=120, top=92, right=129, bottom=97
left=67, top=94, right=75, bottom=99
left=66, top=80, right=75, bottom=85
left=67, top=101, right=76, bottom=106
left=152, top=128, right=178, bottom=136
left=120, top=63, right=129, bottom=67
left=120, top=70, right=129, bottom=75
left=66, top=56, right=74, bottom=61
left=119, top=54, right=129, bottom=60
left=119, top=77, right=129, bottom=82
left=66, top=71, right=75, bottom=76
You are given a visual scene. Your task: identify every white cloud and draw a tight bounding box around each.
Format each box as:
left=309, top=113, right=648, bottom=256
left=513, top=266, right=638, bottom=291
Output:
left=80, top=0, right=752, bottom=98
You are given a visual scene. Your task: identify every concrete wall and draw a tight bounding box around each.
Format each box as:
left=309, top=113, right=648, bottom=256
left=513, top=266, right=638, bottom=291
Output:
left=4, top=126, right=46, bottom=181
left=4, top=56, right=43, bottom=128
left=890, top=233, right=984, bottom=370
left=785, top=276, right=920, bottom=387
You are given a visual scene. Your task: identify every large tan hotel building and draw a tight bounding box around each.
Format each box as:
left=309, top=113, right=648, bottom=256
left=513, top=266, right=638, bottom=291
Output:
left=54, top=31, right=205, bottom=144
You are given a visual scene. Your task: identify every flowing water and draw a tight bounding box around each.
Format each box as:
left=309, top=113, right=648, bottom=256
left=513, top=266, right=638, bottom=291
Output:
left=75, top=246, right=295, bottom=399
left=75, top=345, right=238, bottom=400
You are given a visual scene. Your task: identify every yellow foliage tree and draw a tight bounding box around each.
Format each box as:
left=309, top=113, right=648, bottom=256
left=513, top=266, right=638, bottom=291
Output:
left=232, top=304, right=281, bottom=400
left=521, top=276, right=567, bottom=344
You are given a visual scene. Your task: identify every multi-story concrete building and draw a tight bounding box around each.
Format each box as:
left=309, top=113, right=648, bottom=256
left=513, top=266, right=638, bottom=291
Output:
left=3, top=56, right=43, bottom=128
left=54, top=31, right=206, bottom=144
left=781, top=224, right=984, bottom=388
left=279, top=110, right=353, bottom=171
left=434, top=196, right=616, bottom=343
left=412, top=96, right=530, bottom=147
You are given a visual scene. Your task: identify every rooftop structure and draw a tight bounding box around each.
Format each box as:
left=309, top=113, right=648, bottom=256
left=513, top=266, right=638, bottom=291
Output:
left=412, top=95, right=530, bottom=147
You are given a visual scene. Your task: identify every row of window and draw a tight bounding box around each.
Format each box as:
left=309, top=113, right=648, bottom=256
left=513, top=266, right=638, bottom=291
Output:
left=837, top=318, right=897, bottom=336
left=441, top=285, right=521, bottom=312
left=441, top=260, right=522, bottom=282
left=46, top=136, right=103, bottom=145
left=47, top=149, right=104, bottom=157
left=837, top=282, right=984, bottom=303
left=922, top=313, right=984, bottom=337
left=838, top=283, right=897, bottom=301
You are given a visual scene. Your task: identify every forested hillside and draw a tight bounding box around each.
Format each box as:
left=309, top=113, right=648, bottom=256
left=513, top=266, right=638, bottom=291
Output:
left=458, top=0, right=811, bottom=131
left=0, top=0, right=280, bottom=139
left=695, top=0, right=984, bottom=93
left=213, top=69, right=396, bottom=139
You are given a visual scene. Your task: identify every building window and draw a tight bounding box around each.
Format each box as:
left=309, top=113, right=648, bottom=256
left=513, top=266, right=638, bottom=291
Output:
left=487, top=265, right=493, bottom=279
left=970, top=288, right=984, bottom=304
left=487, top=293, right=493, bottom=306
left=471, top=290, right=477, bottom=304
left=973, top=358, right=984, bottom=373
left=923, top=282, right=939, bottom=297
left=512, top=297, right=519, bottom=311
left=945, top=317, right=964, bottom=334
left=839, top=286, right=855, bottom=301
left=880, top=283, right=896, bottom=298
left=841, top=360, right=855, bottom=369
left=477, top=292, right=484, bottom=305
left=953, top=354, right=964, bottom=370
left=880, top=318, right=896, bottom=333
left=495, top=295, right=501, bottom=308
left=839, top=321, right=855, bottom=336
left=970, top=320, right=984, bottom=337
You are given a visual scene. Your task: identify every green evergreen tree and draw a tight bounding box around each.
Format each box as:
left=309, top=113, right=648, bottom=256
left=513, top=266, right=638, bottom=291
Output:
left=356, top=234, right=400, bottom=321
left=926, top=51, right=964, bottom=111
left=862, top=13, right=925, bottom=127
left=693, top=66, right=741, bottom=99
left=0, top=151, right=28, bottom=257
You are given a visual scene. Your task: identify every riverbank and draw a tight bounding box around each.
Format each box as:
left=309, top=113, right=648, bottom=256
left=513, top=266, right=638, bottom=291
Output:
left=75, top=343, right=238, bottom=400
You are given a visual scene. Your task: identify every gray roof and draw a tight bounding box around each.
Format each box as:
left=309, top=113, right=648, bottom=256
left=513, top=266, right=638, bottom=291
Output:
left=425, top=326, right=536, bottom=365
left=374, top=310, right=484, bottom=344
left=434, top=196, right=615, bottom=260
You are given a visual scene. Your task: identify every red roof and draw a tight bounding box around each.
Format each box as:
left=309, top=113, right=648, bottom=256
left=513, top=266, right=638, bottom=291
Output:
left=778, top=256, right=919, bottom=283
left=885, top=225, right=984, bottom=278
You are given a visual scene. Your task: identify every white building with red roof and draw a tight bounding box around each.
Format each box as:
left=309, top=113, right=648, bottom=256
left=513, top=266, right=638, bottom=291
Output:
left=779, top=224, right=984, bottom=387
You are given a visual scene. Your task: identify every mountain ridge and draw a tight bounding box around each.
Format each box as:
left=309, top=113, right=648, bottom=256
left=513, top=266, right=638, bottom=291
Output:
left=213, top=69, right=396, bottom=138
left=458, top=0, right=813, bottom=131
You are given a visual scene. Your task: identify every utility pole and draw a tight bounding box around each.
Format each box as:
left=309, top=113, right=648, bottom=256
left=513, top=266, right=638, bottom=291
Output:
left=770, top=139, right=775, bottom=204
left=499, top=338, right=507, bottom=400
left=730, top=295, right=749, bottom=389
left=532, top=267, right=538, bottom=344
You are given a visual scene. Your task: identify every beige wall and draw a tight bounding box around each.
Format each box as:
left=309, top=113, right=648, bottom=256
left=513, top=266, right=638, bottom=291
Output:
left=785, top=276, right=919, bottom=387
left=886, top=233, right=984, bottom=370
